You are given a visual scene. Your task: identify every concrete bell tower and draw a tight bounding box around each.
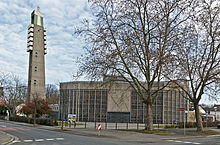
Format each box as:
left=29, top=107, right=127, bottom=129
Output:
left=27, top=7, right=47, bottom=102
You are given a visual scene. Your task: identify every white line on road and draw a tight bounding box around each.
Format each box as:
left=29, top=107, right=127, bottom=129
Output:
left=167, top=140, right=174, bottom=141
left=24, top=140, right=33, bottom=142
left=56, top=138, right=64, bottom=140
left=12, top=140, right=21, bottom=143
left=175, top=140, right=182, bottom=143
left=183, top=141, right=192, bottom=144
left=35, top=139, right=44, bottom=142
left=46, top=138, right=54, bottom=141
left=192, top=143, right=201, bottom=144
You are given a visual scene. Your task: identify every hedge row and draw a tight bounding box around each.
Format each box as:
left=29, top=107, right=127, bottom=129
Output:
left=177, top=121, right=220, bottom=128
left=9, top=116, right=58, bottom=126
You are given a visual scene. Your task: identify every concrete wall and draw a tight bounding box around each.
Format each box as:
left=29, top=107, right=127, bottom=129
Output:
left=210, top=111, right=220, bottom=121
left=59, top=81, right=189, bottom=123
left=28, top=24, right=46, bottom=101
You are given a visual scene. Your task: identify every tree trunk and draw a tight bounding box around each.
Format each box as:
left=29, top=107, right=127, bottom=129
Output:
left=145, top=102, right=153, bottom=130
left=34, top=108, right=36, bottom=127
left=61, top=95, right=64, bottom=131
left=194, top=102, right=203, bottom=131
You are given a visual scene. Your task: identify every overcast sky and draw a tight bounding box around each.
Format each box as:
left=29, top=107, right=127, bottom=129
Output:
left=0, top=0, right=90, bottom=85
left=0, top=0, right=218, bottom=105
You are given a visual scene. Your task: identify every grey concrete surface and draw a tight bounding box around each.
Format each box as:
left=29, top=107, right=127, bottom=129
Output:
left=0, top=130, right=14, bottom=144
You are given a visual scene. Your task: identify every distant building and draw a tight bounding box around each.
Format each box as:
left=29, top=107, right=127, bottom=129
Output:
left=27, top=7, right=47, bottom=101
left=187, top=105, right=215, bottom=122
left=59, top=78, right=189, bottom=124
left=48, top=104, right=59, bottom=120
left=210, top=105, right=220, bottom=121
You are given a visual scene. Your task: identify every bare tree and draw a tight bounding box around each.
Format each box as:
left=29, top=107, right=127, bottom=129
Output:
left=0, top=71, right=27, bottom=117
left=165, top=0, right=220, bottom=131
left=46, top=84, right=59, bottom=104
left=6, top=74, right=27, bottom=116
left=75, top=0, right=194, bottom=130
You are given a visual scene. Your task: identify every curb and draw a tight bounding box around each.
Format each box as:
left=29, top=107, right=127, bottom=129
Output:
left=0, top=131, right=15, bottom=145
left=162, top=133, right=220, bottom=140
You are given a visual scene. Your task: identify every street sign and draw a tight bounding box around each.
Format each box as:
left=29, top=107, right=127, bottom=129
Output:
left=98, top=124, right=101, bottom=131
left=179, top=108, right=185, bottom=111
left=98, top=124, right=101, bottom=136
left=206, top=110, right=208, bottom=114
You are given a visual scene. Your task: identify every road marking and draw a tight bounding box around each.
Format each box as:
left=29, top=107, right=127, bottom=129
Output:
left=167, top=140, right=174, bottom=141
left=184, top=141, right=192, bottom=144
left=24, top=139, right=33, bottom=142
left=166, top=139, right=201, bottom=144
left=175, top=140, right=182, bottom=143
left=56, top=138, right=64, bottom=140
left=35, top=139, right=44, bottom=142
left=12, top=140, right=21, bottom=143
left=46, top=138, right=54, bottom=141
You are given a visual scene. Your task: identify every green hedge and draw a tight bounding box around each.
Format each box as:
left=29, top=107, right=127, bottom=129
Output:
left=9, top=116, right=58, bottom=126
left=177, top=121, right=220, bottom=128
left=164, top=124, right=178, bottom=128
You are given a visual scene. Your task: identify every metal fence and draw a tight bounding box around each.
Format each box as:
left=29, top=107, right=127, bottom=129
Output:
left=59, top=121, right=154, bottom=130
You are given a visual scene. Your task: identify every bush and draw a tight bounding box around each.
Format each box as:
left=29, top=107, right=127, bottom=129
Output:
left=202, top=121, right=220, bottom=127
left=9, top=116, right=58, bottom=126
left=177, top=121, right=220, bottom=128
left=164, top=124, right=178, bottom=128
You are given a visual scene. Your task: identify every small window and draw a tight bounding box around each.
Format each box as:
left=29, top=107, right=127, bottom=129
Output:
left=35, top=52, right=38, bottom=54
left=34, top=80, right=37, bottom=85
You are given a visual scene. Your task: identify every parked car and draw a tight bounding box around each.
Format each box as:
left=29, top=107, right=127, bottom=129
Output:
left=217, top=124, right=220, bottom=129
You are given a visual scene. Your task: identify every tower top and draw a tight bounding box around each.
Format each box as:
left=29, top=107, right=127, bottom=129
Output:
left=37, top=6, right=40, bottom=12
left=31, top=7, right=44, bottom=27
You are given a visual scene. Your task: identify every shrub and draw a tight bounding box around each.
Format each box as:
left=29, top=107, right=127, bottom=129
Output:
left=202, top=121, right=220, bottom=127
left=177, top=121, right=220, bottom=128
left=9, top=116, right=58, bottom=126
left=164, top=124, right=178, bottom=128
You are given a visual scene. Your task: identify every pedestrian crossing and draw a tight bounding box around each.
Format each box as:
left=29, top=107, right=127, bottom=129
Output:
left=11, top=138, right=65, bottom=144
left=167, top=139, right=201, bottom=144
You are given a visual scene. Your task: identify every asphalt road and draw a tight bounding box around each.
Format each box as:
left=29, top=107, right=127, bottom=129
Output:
left=0, top=120, right=220, bottom=145
left=0, top=120, right=134, bottom=145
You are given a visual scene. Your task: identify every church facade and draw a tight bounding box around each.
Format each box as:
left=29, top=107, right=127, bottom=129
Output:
left=59, top=78, right=189, bottom=124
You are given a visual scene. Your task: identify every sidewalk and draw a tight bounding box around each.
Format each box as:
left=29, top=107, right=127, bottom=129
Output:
left=0, top=131, right=14, bottom=145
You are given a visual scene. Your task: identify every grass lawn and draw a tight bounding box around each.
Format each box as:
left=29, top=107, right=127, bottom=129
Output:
left=153, top=124, right=178, bottom=128
left=120, top=129, right=220, bottom=136
left=187, top=130, right=220, bottom=135
left=120, top=129, right=175, bottom=136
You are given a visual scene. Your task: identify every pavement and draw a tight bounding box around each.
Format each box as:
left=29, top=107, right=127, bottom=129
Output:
left=0, top=130, right=14, bottom=145
left=0, top=120, right=220, bottom=144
